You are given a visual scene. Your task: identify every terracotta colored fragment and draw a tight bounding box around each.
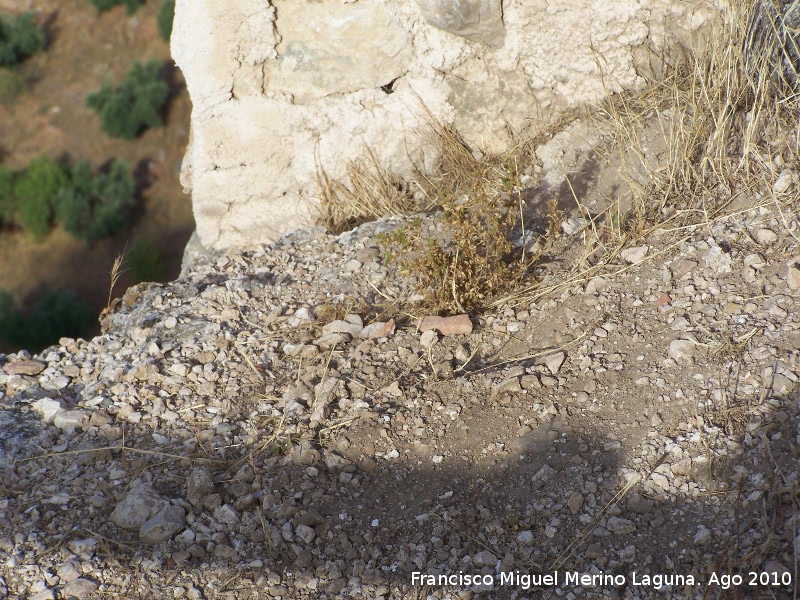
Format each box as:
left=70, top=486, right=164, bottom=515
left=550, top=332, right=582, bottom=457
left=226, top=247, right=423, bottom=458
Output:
left=655, top=293, right=673, bottom=307
left=359, top=319, right=396, bottom=339
left=417, top=314, right=473, bottom=335
left=3, top=360, right=46, bottom=376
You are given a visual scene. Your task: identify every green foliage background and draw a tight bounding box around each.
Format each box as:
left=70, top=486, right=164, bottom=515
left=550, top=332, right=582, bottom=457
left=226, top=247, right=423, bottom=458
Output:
left=0, top=157, right=135, bottom=241
left=0, top=288, right=93, bottom=351
left=157, top=0, right=175, bottom=43
left=88, top=0, right=144, bottom=15
left=87, top=61, right=170, bottom=140
left=0, top=12, right=46, bottom=67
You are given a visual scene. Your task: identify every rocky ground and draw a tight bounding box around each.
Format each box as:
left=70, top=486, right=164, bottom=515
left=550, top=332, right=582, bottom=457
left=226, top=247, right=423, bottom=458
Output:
left=1, top=174, right=799, bottom=599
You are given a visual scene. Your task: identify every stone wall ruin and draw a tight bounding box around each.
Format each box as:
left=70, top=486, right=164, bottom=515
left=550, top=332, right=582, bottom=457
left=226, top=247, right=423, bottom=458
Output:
left=172, top=0, right=719, bottom=250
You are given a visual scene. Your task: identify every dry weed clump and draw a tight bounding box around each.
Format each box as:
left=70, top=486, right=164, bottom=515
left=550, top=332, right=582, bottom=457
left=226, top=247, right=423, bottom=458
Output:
left=316, top=149, right=430, bottom=235
left=592, top=0, right=799, bottom=236
left=378, top=120, right=535, bottom=313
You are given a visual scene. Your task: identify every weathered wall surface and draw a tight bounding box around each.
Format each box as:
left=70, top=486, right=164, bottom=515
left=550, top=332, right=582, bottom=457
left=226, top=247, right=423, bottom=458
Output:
left=172, top=0, right=718, bottom=251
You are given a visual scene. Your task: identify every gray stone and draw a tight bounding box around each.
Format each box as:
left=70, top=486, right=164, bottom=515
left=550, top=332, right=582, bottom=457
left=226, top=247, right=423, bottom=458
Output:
left=415, top=0, right=505, bottom=47
left=490, top=377, right=521, bottom=400
left=322, top=320, right=364, bottom=337
left=562, top=217, right=588, bottom=235
left=53, top=410, right=89, bottom=434
left=517, top=530, right=534, bottom=545
left=139, top=505, right=186, bottom=544
left=743, top=253, right=766, bottom=270
left=67, top=538, right=98, bottom=556
left=668, top=339, right=695, bottom=364
left=585, top=543, right=604, bottom=559
left=296, top=510, right=326, bottom=527
left=787, top=262, right=800, bottom=290
left=110, top=484, right=167, bottom=531
left=420, top=330, right=438, bottom=348
left=693, top=526, right=712, bottom=545
left=754, top=228, right=778, bottom=245
left=773, top=168, right=795, bottom=193
left=621, top=245, right=648, bottom=264
left=531, top=464, right=555, bottom=488
left=626, top=493, right=654, bottom=514
left=62, top=578, right=98, bottom=598
left=314, top=333, right=348, bottom=349
left=187, top=467, right=215, bottom=506
left=45, top=375, right=70, bottom=390
left=214, top=504, right=240, bottom=525
left=359, top=319, right=396, bottom=339
left=295, top=524, right=317, bottom=544
left=30, top=398, right=63, bottom=424
left=606, top=516, right=636, bottom=535
left=56, top=559, right=81, bottom=583
left=567, top=491, right=584, bottom=514
left=473, top=550, right=497, bottom=567
left=545, top=352, right=566, bottom=375
left=703, top=244, right=732, bottom=274
left=770, top=372, right=796, bottom=398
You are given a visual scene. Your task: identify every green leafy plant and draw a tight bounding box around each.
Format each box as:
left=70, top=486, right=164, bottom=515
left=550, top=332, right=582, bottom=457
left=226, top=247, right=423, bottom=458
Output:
left=157, top=0, right=175, bottom=42
left=88, top=0, right=144, bottom=15
left=55, top=159, right=135, bottom=241
left=0, top=288, right=93, bottom=352
left=0, top=166, right=14, bottom=225
left=14, top=156, right=68, bottom=239
left=86, top=61, right=170, bottom=139
left=0, top=12, right=46, bottom=67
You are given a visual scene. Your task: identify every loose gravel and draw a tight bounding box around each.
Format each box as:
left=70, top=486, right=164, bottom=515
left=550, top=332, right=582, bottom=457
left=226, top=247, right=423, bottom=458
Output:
left=1, top=200, right=799, bottom=599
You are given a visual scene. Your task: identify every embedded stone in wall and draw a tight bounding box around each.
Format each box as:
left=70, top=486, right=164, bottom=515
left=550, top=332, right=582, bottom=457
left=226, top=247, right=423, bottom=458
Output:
left=270, top=0, right=412, bottom=103
left=414, top=0, right=505, bottom=47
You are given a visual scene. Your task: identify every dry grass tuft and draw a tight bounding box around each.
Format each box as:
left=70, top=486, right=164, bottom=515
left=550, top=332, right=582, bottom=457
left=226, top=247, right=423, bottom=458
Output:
left=105, top=247, right=127, bottom=312
left=497, top=0, right=800, bottom=311
left=316, top=148, right=431, bottom=235
left=593, top=0, right=799, bottom=226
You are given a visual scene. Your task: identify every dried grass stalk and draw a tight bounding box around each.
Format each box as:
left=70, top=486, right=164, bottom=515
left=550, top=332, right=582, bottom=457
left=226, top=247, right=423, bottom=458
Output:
left=316, top=148, right=430, bottom=235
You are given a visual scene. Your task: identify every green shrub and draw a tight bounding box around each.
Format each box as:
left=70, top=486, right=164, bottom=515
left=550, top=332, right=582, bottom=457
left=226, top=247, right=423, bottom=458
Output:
left=14, top=156, right=67, bottom=239
left=55, top=159, right=135, bottom=241
left=24, top=289, right=93, bottom=350
left=0, top=166, right=14, bottom=225
left=87, top=61, right=170, bottom=139
left=0, top=289, right=18, bottom=324
left=0, top=68, right=26, bottom=103
left=0, top=288, right=93, bottom=351
left=157, top=0, right=175, bottom=42
left=0, top=12, right=46, bottom=67
left=88, top=0, right=144, bottom=15
left=127, top=235, right=165, bottom=282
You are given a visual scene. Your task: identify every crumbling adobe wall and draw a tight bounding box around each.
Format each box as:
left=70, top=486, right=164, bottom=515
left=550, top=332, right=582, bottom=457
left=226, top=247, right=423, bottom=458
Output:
left=172, top=0, right=718, bottom=251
